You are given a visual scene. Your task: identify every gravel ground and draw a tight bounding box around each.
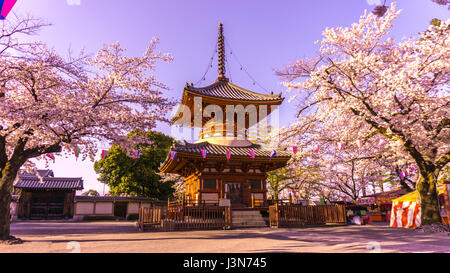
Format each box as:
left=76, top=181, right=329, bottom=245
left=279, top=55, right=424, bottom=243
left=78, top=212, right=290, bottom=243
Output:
left=1, top=221, right=449, bottom=253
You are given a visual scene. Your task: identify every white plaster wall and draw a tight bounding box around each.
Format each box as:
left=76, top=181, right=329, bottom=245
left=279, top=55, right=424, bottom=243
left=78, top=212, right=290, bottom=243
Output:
left=75, top=202, right=94, bottom=215
left=95, top=202, right=113, bottom=215
left=127, top=202, right=140, bottom=214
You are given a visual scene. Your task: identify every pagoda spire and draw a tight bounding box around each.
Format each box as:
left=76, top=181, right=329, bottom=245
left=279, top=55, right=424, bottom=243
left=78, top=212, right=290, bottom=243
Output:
left=217, top=23, right=227, bottom=81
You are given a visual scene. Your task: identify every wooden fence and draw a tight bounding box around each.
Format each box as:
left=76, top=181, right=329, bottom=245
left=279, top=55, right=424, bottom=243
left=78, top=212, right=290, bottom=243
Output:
left=139, top=204, right=231, bottom=232
left=269, top=204, right=347, bottom=228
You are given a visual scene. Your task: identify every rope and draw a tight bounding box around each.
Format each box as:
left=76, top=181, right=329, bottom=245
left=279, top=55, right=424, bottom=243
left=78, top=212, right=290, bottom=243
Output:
left=224, top=38, right=270, bottom=94
left=195, top=42, right=218, bottom=86
left=225, top=50, right=232, bottom=83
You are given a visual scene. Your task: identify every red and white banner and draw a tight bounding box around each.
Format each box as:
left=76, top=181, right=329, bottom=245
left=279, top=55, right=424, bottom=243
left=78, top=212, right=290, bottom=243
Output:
left=390, top=201, right=421, bottom=229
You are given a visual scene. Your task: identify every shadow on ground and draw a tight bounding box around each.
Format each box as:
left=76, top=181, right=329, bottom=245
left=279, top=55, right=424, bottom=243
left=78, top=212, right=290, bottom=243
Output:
left=7, top=221, right=450, bottom=253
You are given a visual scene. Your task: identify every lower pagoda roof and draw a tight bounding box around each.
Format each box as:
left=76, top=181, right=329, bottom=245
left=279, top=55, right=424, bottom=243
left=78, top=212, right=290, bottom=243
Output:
left=160, top=141, right=291, bottom=175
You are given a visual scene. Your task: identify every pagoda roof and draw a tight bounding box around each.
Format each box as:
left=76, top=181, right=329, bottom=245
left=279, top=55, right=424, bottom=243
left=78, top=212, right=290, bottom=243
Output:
left=183, top=79, right=283, bottom=103
left=160, top=140, right=291, bottom=174
left=174, top=141, right=290, bottom=158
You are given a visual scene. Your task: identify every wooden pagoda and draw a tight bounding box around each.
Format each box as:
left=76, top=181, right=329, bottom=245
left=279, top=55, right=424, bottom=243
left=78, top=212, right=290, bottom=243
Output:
left=160, top=23, right=290, bottom=208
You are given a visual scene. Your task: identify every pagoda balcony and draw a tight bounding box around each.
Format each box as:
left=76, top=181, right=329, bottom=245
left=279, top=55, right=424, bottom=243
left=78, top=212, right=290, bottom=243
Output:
left=199, top=120, right=250, bottom=140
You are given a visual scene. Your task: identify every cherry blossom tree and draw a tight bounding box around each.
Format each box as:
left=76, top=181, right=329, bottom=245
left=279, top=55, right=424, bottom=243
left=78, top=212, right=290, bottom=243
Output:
left=281, top=127, right=391, bottom=203
left=277, top=3, right=449, bottom=225
left=0, top=16, right=174, bottom=241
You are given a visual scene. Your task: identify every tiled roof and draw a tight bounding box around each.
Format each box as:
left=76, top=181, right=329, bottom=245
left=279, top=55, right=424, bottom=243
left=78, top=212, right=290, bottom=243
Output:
left=172, top=141, right=291, bottom=159
left=185, top=80, right=283, bottom=102
left=75, top=196, right=161, bottom=203
left=15, top=176, right=83, bottom=190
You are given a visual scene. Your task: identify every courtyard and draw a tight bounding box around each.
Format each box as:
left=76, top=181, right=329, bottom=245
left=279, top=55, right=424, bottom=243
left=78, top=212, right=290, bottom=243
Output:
left=1, top=221, right=449, bottom=253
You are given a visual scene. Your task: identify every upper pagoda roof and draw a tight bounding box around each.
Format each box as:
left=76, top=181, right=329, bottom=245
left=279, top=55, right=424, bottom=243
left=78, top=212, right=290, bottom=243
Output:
left=173, top=79, right=284, bottom=124
left=183, top=79, right=283, bottom=103
left=172, top=23, right=285, bottom=124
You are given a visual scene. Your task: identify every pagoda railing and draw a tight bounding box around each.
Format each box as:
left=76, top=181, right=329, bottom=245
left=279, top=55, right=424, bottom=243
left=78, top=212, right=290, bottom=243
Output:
left=139, top=200, right=231, bottom=232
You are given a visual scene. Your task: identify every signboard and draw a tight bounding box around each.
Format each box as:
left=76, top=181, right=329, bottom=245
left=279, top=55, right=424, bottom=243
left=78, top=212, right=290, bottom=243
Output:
left=377, top=194, right=400, bottom=205
left=219, top=199, right=231, bottom=207
left=358, top=197, right=376, bottom=205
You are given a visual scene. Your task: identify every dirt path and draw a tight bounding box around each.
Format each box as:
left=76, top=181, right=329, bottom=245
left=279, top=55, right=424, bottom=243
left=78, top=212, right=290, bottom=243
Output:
left=1, top=221, right=449, bottom=253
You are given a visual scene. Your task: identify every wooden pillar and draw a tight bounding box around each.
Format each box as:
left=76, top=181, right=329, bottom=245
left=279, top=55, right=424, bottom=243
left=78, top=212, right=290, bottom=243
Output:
left=242, top=181, right=250, bottom=206
left=64, top=191, right=75, bottom=218
left=19, top=191, right=32, bottom=219
left=262, top=176, right=267, bottom=205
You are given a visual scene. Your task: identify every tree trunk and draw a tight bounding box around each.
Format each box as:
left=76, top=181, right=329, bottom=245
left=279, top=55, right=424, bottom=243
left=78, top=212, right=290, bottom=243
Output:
left=0, top=162, right=20, bottom=240
left=416, top=171, right=441, bottom=225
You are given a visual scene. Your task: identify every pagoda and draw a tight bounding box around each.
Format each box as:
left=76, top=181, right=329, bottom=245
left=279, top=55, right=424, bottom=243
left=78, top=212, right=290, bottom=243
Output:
left=160, top=23, right=290, bottom=208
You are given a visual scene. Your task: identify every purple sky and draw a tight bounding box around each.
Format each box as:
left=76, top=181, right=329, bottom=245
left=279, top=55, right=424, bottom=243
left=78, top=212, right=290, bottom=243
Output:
left=13, top=0, right=449, bottom=194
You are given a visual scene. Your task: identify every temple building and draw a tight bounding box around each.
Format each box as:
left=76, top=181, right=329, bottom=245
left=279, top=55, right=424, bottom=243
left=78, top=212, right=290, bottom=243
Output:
left=160, top=23, right=290, bottom=208
left=14, top=170, right=83, bottom=219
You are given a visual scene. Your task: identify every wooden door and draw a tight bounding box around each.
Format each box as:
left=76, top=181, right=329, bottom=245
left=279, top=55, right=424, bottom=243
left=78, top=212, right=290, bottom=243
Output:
left=224, top=182, right=242, bottom=205
left=114, top=202, right=128, bottom=218
left=30, top=192, right=65, bottom=219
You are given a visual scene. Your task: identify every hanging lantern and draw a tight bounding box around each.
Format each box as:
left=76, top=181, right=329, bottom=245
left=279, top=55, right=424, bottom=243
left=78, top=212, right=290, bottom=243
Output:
left=270, top=150, right=277, bottom=159
left=46, top=153, right=55, bottom=161
left=249, top=150, right=255, bottom=160
left=226, top=150, right=231, bottom=162
left=0, top=0, right=17, bottom=20
left=74, top=148, right=80, bottom=160
left=101, top=150, right=108, bottom=159
left=201, top=149, right=207, bottom=159
left=170, top=151, right=178, bottom=160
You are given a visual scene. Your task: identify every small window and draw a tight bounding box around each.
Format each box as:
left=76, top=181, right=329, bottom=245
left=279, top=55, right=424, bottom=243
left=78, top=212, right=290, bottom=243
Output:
left=203, top=179, right=217, bottom=190
left=250, top=180, right=261, bottom=190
